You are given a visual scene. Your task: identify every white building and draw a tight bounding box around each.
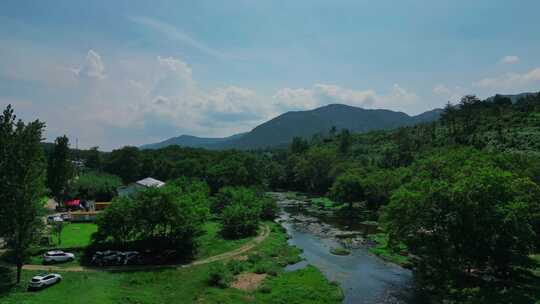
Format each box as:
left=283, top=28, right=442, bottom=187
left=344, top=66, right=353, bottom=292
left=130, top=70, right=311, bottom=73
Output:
left=118, top=177, right=166, bottom=197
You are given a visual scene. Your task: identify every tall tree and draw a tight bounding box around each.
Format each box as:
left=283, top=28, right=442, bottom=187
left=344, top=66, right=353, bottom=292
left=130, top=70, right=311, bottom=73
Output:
left=338, top=129, right=352, bottom=155
left=85, top=146, right=102, bottom=171
left=47, top=135, right=73, bottom=204
left=104, top=146, right=141, bottom=183
left=0, top=105, right=46, bottom=283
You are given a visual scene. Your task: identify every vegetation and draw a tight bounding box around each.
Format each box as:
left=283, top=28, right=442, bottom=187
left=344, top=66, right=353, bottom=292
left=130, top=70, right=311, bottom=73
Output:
left=68, top=171, right=122, bottom=201
left=46, top=135, right=73, bottom=204
left=215, top=187, right=278, bottom=239
left=0, top=223, right=342, bottom=304
left=93, top=179, right=209, bottom=258
left=0, top=105, right=46, bottom=283
left=51, top=223, right=97, bottom=248
left=329, top=247, right=351, bottom=256
left=262, top=92, right=540, bottom=301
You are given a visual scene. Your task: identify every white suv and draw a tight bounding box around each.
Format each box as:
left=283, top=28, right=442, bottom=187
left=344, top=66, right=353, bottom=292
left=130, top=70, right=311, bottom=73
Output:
left=43, top=250, right=75, bottom=264
left=28, top=273, right=62, bottom=290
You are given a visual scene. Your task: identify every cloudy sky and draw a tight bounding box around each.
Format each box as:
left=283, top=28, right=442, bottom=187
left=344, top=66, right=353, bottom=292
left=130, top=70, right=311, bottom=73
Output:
left=1, top=0, right=540, bottom=150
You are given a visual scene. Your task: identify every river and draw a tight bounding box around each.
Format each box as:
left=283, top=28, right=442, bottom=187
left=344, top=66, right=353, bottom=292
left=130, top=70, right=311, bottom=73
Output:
left=272, top=192, right=428, bottom=304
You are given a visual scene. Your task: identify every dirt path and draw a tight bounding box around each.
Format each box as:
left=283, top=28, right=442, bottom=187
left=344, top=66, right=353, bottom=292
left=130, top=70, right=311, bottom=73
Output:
left=21, top=224, right=270, bottom=273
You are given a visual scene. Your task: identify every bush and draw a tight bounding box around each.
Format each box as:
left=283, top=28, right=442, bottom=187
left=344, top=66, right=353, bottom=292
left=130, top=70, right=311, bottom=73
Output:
left=220, top=203, right=260, bottom=239
left=208, top=263, right=233, bottom=288
left=260, top=196, right=279, bottom=220
left=247, top=253, right=262, bottom=264
left=227, top=260, right=247, bottom=275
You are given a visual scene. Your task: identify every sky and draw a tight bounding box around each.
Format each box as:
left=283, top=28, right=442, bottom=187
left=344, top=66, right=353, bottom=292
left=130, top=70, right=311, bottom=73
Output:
left=1, top=0, right=540, bottom=150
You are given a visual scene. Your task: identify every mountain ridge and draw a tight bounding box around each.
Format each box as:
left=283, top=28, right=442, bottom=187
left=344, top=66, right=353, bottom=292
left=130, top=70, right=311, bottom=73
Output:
left=142, top=104, right=443, bottom=150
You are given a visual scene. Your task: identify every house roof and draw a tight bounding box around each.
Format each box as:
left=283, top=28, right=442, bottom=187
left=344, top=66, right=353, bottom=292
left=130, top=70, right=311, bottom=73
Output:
left=136, top=177, right=165, bottom=188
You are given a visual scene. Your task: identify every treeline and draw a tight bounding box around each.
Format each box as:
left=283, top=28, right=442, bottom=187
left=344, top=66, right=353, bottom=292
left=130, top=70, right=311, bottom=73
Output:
left=83, top=146, right=264, bottom=192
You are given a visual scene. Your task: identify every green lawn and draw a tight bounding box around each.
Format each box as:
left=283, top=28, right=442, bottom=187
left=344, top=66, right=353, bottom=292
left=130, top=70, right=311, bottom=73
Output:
left=51, top=223, right=97, bottom=248
left=0, top=222, right=343, bottom=304
left=195, top=221, right=254, bottom=259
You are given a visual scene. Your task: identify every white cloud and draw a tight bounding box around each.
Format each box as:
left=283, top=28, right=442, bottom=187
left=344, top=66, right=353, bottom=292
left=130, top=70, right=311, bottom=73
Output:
left=273, top=83, right=418, bottom=112
left=432, top=84, right=468, bottom=102
left=473, top=67, right=540, bottom=90
left=157, top=56, right=192, bottom=80
left=74, top=49, right=106, bottom=79
left=501, top=55, right=519, bottom=64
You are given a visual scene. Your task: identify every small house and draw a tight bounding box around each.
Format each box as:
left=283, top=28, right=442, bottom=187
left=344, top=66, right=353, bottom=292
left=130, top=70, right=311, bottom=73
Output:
left=118, top=177, right=166, bottom=197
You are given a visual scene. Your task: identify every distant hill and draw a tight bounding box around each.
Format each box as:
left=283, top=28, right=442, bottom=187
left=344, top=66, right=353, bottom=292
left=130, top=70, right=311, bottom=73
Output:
left=486, top=92, right=537, bottom=103
left=140, top=133, right=246, bottom=150
left=142, top=104, right=443, bottom=150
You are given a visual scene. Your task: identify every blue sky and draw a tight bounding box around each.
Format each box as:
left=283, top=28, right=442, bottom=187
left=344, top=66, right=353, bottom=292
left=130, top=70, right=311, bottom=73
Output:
left=1, top=0, right=539, bottom=150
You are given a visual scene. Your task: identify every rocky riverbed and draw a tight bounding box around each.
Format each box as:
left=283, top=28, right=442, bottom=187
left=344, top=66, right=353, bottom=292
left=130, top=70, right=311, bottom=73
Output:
left=271, top=192, right=427, bottom=304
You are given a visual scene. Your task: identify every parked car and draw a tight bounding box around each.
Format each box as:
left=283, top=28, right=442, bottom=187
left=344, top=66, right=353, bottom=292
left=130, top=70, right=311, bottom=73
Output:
left=46, top=215, right=63, bottom=224
left=28, top=273, right=62, bottom=290
left=121, top=251, right=140, bottom=265
left=60, top=213, right=71, bottom=221
left=91, top=250, right=123, bottom=266
left=43, top=250, right=75, bottom=264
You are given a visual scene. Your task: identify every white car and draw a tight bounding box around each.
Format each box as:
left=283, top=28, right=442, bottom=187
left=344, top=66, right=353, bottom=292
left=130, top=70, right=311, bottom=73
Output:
left=28, top=273, right=62, bottom=290
left=46, top=215, right=63, bottom=224
left=43, top=250, right=75, bottom=264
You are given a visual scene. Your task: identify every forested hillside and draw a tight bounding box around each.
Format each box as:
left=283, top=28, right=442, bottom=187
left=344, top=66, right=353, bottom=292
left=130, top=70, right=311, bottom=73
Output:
left=142, top=104, right=442, bottom=150
left=261, top=92, right=540, bottom=303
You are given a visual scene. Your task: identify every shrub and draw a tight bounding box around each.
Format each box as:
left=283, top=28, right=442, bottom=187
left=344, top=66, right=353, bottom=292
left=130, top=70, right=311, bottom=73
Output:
left=208, top=263, right=233, bottom=288
left=247, top=253, right=262, bottom=264
left=259, top=196, right=279, bottom=220
left=220, top=203, right=260, bottom=239
left=227, top=260, right=247, bottom=275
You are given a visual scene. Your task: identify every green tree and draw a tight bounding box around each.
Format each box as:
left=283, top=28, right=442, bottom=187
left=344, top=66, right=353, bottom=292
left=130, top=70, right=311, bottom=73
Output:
left=293, top=146, right=337, bottom=193
left=0, top=105, right=46, bottom=283
left=53, top=222, right=64, bottom=246
left=220, top=203, right=260, bottom=239
left=383, top=164, right=540, bottom=287
left=47, top=135, right=73, bottom=204
left=69, top=171, right=122, bottom=201
left=95, top=182, right=209, bottom=255
left=290, top=136, right=309, bottom=154
left=338, top=129, right=352, bottom=155
left=330, top=170, right=364, bottom=210
left=104, top=146, right=141, bottom=183
left=85, top=146, right=102, bottom=171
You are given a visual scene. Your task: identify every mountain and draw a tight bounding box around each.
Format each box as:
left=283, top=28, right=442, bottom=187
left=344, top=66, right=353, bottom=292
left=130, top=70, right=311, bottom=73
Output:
left=141, top=133, right=246, bottom=150
left=486, top=92, right=537, bottom=103
left=142, top=104, right=442, bottom=150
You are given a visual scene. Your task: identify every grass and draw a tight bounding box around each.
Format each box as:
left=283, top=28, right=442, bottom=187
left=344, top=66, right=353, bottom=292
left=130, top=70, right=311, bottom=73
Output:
left=255, top=265, right=344, bottom=303
left=0, top=222, right=343, bottom=304
left=368, top=233, right=411, bottom=267
left=51, top=223, right=97, bottom=248
left=195, top=221, right=254, bottom=259
left=310, top=197, right=336, bottom=209
left=330, top=247, right=351, bottom=256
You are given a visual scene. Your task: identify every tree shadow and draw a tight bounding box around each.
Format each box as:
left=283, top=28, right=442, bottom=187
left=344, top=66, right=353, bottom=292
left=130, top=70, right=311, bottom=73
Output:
left=0, top=266, right=16, bottom=297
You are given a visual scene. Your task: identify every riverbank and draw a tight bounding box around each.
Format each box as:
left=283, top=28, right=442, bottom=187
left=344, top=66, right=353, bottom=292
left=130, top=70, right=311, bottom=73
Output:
left=273, top=192, right=422, bottom=304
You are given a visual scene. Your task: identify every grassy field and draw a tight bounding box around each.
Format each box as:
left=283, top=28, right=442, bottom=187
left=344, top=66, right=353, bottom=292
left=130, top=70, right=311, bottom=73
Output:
left=195, top=221, right=254, bottom=259
left=0, top=222, right=343, bottom=304
left=51, top=223, right=98, bottom=248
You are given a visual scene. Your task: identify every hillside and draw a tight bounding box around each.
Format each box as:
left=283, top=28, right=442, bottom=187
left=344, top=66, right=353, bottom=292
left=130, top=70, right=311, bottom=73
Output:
left=141, top=133, right=246, bottom=150
left=142, top=104, right=442, bottom=150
